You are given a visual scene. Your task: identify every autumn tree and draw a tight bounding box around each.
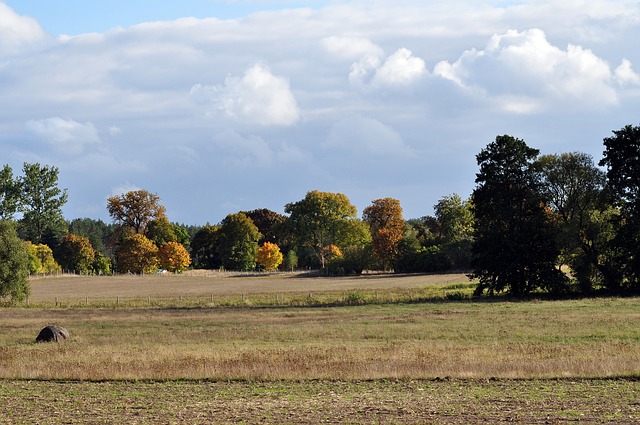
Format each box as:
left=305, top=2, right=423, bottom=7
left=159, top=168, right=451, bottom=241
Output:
left=284, top=190, right=362, bottom=268
left=107, top=190, right=166, bottom=235
left=146, top=216, right=177, bottom=247
left=242, top=209, right=287, bottom=245
left=57, top=234, right=96, bottom=274
left=363, top=198, right=405, bottom=270
left=218, top=213, right=261, bottom=271
left=24, top=241, right=61, bottom=274
left=0, top=220, right=30, bottom=302
left=471, top=135, right=567, bottom=296
left=18, top=163, right=68, bottom=244
left=116, top=234, right=158, bottom=274
left=256, top=242, right=284, bottom=271
left=158, top=242, right=191, bottom=273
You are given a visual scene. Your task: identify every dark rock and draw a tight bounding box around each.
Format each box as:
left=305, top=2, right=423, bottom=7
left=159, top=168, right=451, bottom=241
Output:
left=36, top=326, right=69, bottom=343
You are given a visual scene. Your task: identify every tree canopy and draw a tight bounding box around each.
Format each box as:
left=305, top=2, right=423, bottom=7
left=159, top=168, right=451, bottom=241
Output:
left=363, top=198, right=405, bottom=270
left=0, top=220, right=30, bottom=302
left=107, top=190, right=166, bottom=235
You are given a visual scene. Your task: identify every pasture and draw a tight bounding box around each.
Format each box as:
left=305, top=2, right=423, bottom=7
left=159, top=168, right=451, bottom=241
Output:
left=1, top=272, right=640, bottom=423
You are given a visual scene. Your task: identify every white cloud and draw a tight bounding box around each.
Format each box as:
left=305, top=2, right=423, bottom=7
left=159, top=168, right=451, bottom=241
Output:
left=0, top=3, right=47, bottom=55
left=26, top=117, right=102, bottom=155
left=349, top=48, right=427, bottom=87
left=321, top=36, right=384, bottom=61
left=325, top=115, right=413, bottom=157
left=615, top=58, right=640, bottom=85
left=434, top=28, right=630, bottom=111
left=191, top=64, right=300, bottom=126
left=110, top=183, right=141, bottom=197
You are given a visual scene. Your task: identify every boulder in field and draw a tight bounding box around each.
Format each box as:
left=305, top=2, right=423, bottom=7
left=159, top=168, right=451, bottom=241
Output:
left=36, top=326, right=69, bottom=343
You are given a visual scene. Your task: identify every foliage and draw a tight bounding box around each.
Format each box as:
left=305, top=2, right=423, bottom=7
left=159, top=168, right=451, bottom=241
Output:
left=599, top=123, right=640, bottom=290
left=146, top=216, right=177, bottom=247
left=116, top=234, right=158, bottom=274
left=284, top=249, right=298, bottom=271
left=24, top=241, right=61, bottom=274
left=218, top=212, right=261, bottom=271
left=0, top=220, right=30, bottom=302
left=470, top=135, right=567, bottom=296
left=158, top=242, right=191, bottom=273
left=190, top=224, right=221, bottom=269
left=242, top=209, right=287, bottom=246
left=172, top=223, right=192, bottom=247
left=107, top=190, right=166, bottom=235
left=256, top=242, right=284, bottom=271
left=535, top=152, right=615, bottom=292
left=433, top=194, right=474, bottom=243
left=57, top=234, right=96, bottom=274
left=92, top=252, right=112, bottom=275
left=18, top=163, right=68, bottom=244
left=0, top=165, right=20, bottom=220
left=284, top=190, right=360, bottom=267
left=330, top=244, right=375, bottom=275
left=68, top=218, right=112, bottom=257
left=363, top=198, right=405, bottom=270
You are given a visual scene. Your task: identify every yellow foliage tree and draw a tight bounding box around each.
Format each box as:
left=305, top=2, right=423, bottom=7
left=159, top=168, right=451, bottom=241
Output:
left=256, top=242, right=284, bottom=271
left=322, top=244, right=343, bottom=262
left=158, top=242, right=191, bottom=273
left=116, top=234, right=158, bottom=274
left=24, top=241, right=61, bottom=274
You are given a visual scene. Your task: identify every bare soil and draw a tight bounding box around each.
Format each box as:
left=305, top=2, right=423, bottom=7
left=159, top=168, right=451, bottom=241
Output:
left=1, top=378, right=638, bottom=424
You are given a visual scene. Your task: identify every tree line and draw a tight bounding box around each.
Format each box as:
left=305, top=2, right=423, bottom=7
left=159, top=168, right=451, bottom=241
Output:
left=1, top=123, right=639, bottom=302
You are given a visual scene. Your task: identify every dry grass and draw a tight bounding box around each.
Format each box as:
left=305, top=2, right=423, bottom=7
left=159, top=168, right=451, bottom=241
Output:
left=2, top=289, right=640, bottom=380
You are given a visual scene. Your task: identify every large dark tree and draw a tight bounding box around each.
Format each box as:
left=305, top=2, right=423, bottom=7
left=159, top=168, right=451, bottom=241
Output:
left=242, top=208, right=286, bottom=246
left=190, top=224, right=221, bottom=269
left=0, top=165, right=20, bottom=221
left=470, top=135, right=567, bottom=296
left=218, top=213, right=261, bottom=271
left=18, top=163, right=68, bottom=244
left=599, top=124, right=640, bottom=290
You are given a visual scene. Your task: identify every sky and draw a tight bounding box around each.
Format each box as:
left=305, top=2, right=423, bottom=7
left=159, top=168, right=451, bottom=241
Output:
left=1, top=0, right=639, bottom=225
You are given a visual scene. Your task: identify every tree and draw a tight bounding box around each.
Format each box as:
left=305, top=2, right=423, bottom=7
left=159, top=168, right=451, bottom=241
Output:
left=434, top=194, right=474, bottom=243
left=218, top=213, right=261, bottom=271
left=146, top=216, right=177, bottom=247
left=256, top=242, right=284, bottom=271
left=284, top=249, right=298, bottom=271
left=470, top=135, right=567, bottom=296
left=190, top=224, right=221, bottom=269
left=599, top=123, right=640, bottom=289
left=0, top=165, right=20, bottom=220
left=24, top=241, right=61, bottom=274
left=116, top=234, right=158, bottom=274
left=535, top=152, right=615, bottom=292
left=18, top=163, right=68, bottom=244
left=158, top=242, right=191, bottom=273
left=0, top=220, right=30, bottom=302
left=68, top=218, right=111, bottom=257
left=107, top=190, right=166, bottom=235
left=284, top=190, right=360, bottom=268
left=363, top=198, right=405, bottom=270
left=242, top=209, right=287, bottom=245
left=57, top=234, right=96, bottom=274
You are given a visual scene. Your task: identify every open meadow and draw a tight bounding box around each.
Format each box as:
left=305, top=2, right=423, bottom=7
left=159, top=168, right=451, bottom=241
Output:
left=1, top=272, right=640, bottom=423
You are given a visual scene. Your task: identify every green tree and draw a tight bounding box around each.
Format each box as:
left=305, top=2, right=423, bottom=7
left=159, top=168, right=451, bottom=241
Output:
left=470, top=135, right=567, bottom=296
left=535, top=152, right=615, bottom=292
left=284, top=190, right=361, bottom=268
left=68, top=218, right=110, bottom=256
left=363, top=198, right=405, bottom=270
left=57, top=234, right=96, bottom=274
left=0, top=220, right=30, bottom=302
left=284, top=249, right=298, bottom=271
left=242, top=209, right=287, bottom=245
left=190, top=224, right=221, bottom=269
left=0, top=165, right=20, bottom=220
left=218, top=213, right=261, bottom=271
left=434, top=194, right=474, bottom=243
left=146, top=216, right=177, bottom=247
left=599, top=124, right=640, bottom=290
left=107, top=190, right=166, bottom=235
left=18, top=163, right=68, bottom=244
left=116, top=234, right=158, bottom=274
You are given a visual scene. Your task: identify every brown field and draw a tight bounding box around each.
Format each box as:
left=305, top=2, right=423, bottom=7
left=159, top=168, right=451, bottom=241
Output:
left=2, top=272, right=640, bottom=423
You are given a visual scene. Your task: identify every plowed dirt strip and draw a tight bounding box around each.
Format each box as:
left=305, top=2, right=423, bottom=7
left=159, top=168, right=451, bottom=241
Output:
left=1, top=379, right=638, bottom=424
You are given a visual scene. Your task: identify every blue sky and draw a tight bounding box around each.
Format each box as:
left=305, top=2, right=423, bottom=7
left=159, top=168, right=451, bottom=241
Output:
left=1, top=1, right=639, bottom=225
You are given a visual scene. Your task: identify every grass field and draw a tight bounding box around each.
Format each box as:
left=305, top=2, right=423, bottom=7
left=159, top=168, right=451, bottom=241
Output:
left=2, top=272, right=640, bottom=423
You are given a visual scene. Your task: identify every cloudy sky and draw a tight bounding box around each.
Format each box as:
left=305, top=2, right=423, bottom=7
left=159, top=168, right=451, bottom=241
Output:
left=1, top=1, right=639, bottom=225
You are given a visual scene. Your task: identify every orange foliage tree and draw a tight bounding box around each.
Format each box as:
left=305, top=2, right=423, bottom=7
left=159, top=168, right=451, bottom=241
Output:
left=256, top=242, right=283, bottom=271
left=363, top=198, right=405, bottom=270
left=107, top=189, right=166, bottom=235
left=116, top=234, right=158, bottom=274
left=158, top=242, right=191, bottom=273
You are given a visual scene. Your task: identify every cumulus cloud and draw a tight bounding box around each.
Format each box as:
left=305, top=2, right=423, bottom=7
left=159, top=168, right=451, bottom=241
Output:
left=615, top=59, right=640, bottom=85
left=434, top=28, right=636, bottom=111
left=325, top=115, right=413, bottom=157
left=191, top=64, right=300, bottom=126
left=349, top=48, right=427, bottom=87
left=26, top=117, right=102, bottom=155
left=0, top=3, right=47, bottom=55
